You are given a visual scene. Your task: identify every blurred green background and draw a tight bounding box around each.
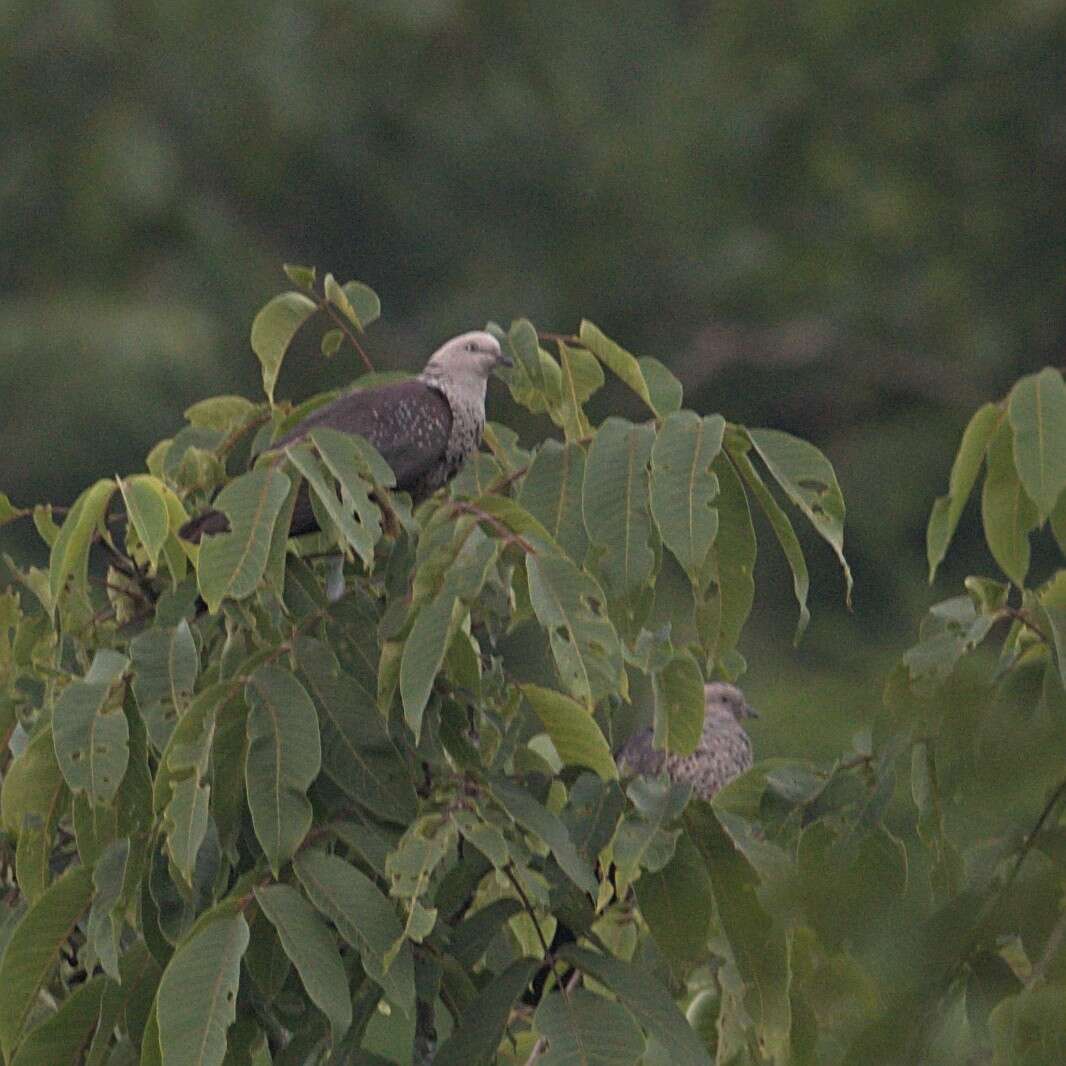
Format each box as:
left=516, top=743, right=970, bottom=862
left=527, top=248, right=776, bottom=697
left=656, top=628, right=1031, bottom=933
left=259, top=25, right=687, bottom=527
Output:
left=3, top=0, right=1065, bottom=738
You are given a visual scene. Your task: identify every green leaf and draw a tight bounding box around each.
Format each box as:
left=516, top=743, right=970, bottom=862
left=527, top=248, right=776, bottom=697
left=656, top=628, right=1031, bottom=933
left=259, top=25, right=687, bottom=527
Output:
left=321, top=328, right=343, bottom=357
left=244, top=666, right=321, bottom=874
left=490, top=779, right=597, bottom=894
left=729, top=446, right=810, bottom=643
left=253, top=884, right=352, bottom=1045
left=520, top=683, right=618, bottom=780
left=582, top=418, right=657, bottom=603
left=0, top=864, right=95, bottom=1060
left=526, top=553, right=625, bottom=708
left=990, top=985, right=1066, bottom=1065
left=296, top=638, right=417, bottom=824
left=926, top=402, right=1001, bottom=582
left=130, top=621, right=199, bottom=752
left=9, top=973, right=111, bottom=1066
left=52, top=679, right=128, bottom=809
left=650, top=412, right=724, bottom=583
left=518, top=441, right=589, bottom=563
left=698, top=453, right=756, bottom=667
left=533, top=986, right=646, bottom=1066
left=579, top=321, right=662, bottom=417
left=685, top=804, right=791, bottom=1063
left=310, top=426, right=390, bottom=546
left=0, top=491, right=29, bottom=526
left=433, top=957, right=539, bottom=1066
left=282, top=263, right=316, bottom=290
left=556, top=341, right=603, bottom=440
left=1, top=724, right=65, bottom=837
left=119, top=475, right=170, bottom=568
left=49, top=478, right=115, bottom=609
left=293, top=848, right=415, bottom=1018
left=633, top=831, right=714, bottom=967
left=250, top=291, right=317, bottom=404
left=638, top=356, right=683, bottom=416
left=155, top=911, right=249, bottom=1066
left=400, top=591, right=459, bottom=740
left=1009, top=367, right=1066, bottom=517
left=342, top=281, right=381, bottom=329
left=557, top=945, right=711, bottom=1066
left=196, top=468, right=292, bottom=613
left=982, top=419, right=1039, bottom=586
left=183, top=394, right=259, bottom=432
left=652, top=652, right=704, bottom=756
left=746, top=427, right=853, bottom=608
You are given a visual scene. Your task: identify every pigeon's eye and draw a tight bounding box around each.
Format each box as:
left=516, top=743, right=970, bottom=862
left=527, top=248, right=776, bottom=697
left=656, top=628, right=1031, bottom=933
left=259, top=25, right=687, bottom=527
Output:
left=465, top=342, right=476, bottom=352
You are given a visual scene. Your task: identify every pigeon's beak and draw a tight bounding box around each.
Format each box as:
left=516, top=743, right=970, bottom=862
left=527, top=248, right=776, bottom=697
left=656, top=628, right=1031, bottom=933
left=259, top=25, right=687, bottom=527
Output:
left=496, top=347, right=514, bottom=370
left=744, top=702, right=759, bottom=720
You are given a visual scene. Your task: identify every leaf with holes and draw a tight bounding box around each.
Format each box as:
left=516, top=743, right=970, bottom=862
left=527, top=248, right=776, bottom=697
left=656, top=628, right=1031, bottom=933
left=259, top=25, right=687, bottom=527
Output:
left=155, top=909, right=249, bottom=1066
left=52, top=678, right=129, bottom=806
left=526, top=553, right=625, bottom=708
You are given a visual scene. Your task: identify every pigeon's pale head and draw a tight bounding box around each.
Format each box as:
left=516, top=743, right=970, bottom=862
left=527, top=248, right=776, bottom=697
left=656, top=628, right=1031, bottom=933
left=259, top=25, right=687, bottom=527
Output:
left=705, top=682, right=758, bottom=721
left=423, top=331, right=512, bottom=381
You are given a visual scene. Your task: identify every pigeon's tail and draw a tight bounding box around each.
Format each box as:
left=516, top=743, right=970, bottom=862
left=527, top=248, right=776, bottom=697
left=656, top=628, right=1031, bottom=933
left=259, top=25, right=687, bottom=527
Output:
left=179, top=509, right=230, bottom=544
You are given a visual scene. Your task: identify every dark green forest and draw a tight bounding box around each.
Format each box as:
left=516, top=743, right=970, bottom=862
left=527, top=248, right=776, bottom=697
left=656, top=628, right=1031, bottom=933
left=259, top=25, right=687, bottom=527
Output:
left=4, top=3, right=1066, bottom=1063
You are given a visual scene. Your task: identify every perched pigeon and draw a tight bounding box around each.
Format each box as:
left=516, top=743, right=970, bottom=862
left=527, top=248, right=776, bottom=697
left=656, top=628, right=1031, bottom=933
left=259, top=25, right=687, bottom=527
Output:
left=181, top=331, right=511, bottom=541
left=617, top=682, right=757, bottom=801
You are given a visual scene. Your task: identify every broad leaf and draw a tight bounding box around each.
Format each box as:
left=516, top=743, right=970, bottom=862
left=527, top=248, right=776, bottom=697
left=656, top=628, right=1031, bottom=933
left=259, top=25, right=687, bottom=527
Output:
left=926, top=402, right=1001, bottom=582
left=9, top=973, right=111, bottom=1066
left=184, top=395, right=259, bottom=432
left=250, top=292, right=317, bottom=403
left=982, top=419, right=1039, bottom=586
left=49, top=478, right=115, bottom=610
left=1008, top=367, right=1066, bottom=517
left=119, top=475, right=170, bottom=567
left=526, top=553, right=624, bottom=708
left=652, top=652, right=704, bottom=757
left=196, top=468, right=292, bottom=613
left=53, top=678, right=130, bottom=805
left=0, top=865, right=95, bottom=1060
left=244, top=666, right=321, bottom=873
left=650, top=412, right=724, bottom=583
left=254, top=884, right=352, bottom=1044
left=533, top=986, right=645, bottom=1066
left=520, top=683, right=618, bottom=780
left=579, top=321, right=662, bottom=417
left=155, top=910, right=249, bottom=1066
left=400, top=591, right=459, bottom=740
left=519, top=440, right=589, bottom=563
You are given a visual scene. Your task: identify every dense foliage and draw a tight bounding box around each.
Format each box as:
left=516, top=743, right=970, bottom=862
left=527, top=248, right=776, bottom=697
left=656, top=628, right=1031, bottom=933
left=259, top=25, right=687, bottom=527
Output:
left=0, top=273, right=852, bottom=1065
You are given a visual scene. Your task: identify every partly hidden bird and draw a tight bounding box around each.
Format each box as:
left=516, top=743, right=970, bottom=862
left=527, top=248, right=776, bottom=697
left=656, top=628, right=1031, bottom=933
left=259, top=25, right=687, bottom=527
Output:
left=180, top=330, right=511, bottom=542
left=617, top=682, right=757, bottom=800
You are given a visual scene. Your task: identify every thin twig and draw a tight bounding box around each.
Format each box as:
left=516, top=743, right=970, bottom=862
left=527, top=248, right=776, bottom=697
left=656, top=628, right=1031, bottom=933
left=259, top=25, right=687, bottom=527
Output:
left=450, top=502, right=537, bottom=556
left=999, top=606, right=1051, bottom=645
left=503, top=864, right=553, bottom=960
left=318, top=298, right=374, bottom=372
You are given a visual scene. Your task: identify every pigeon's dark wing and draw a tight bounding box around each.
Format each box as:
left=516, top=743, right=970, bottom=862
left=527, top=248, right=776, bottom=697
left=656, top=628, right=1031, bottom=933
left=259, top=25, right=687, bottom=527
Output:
left=180, top=380, right=453, bottom=543
left=274, top=379, right=452, bottom=491
left=616, top=729, right=666, bottom=777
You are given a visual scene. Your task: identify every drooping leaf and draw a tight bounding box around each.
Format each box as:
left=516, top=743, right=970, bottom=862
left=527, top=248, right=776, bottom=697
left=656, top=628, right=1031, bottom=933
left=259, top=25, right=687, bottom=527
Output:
left=433, top=957, right=540, bottom=1066
left=0, top=865, right=95, bottom=1060
left=253, top=884, right=352, bottom=1045
left=729, top=446, right=810, bottom=643
left=293, top=848, right=415, bottom=1018
left=119, top=475, right=170, bottom=568
left=244, top=665, right=321, bottom=873
left=579, top=321, right=662, bottom=417
left=250, top=292, right=317, bottom=403
left=48, top=478, right=115, bottom=610
left=582, top=418, right=657, bottom=605
left=297, top=638, right=417, bottom=824
left=9, top=973, right=111, bottom=1066
left=982, top=419, right=1039, bottom=586
left=533, top=986, right=646, bottom=1066
left=400, top=590, right=459, bottom=740
left=53, top=678, right=130, bottom=805
left=490, top=779, right=597, bottom=895
left=1, top=724, right=66, bottom=838
left=129, top=621, right=199, bottom=752
left=650, top=412, right=724, bottom=584
left=196, top=468, right=292, bottom=613
left=557, top=945, right=711, bottom=1066
left=652, top=651, right=704, bottom=757
left=698, top=453, right=756, bottom=668
left=638, top=356, right=684, bottom=416
left=926, top=402, right=1001, bottom=582
left=1008, top=367, right=1066, bottom=517
left=633, top=831, right=714, bottom=967
left=746, top=427, right=853, bottom=607
left=555, top=341, right=603, bottom=441
left=518, top=440, right=589, bottom=563
left=155, top=910, right=249, bottom=1066
left=520, top=683, right=618, bottom=780
left=526, top=553, right=625, bottom=708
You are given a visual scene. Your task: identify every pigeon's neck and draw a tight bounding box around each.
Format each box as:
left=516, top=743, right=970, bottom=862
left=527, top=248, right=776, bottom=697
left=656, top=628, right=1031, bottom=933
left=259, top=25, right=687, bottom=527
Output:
left=418, top=370, right=487, bottom=464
